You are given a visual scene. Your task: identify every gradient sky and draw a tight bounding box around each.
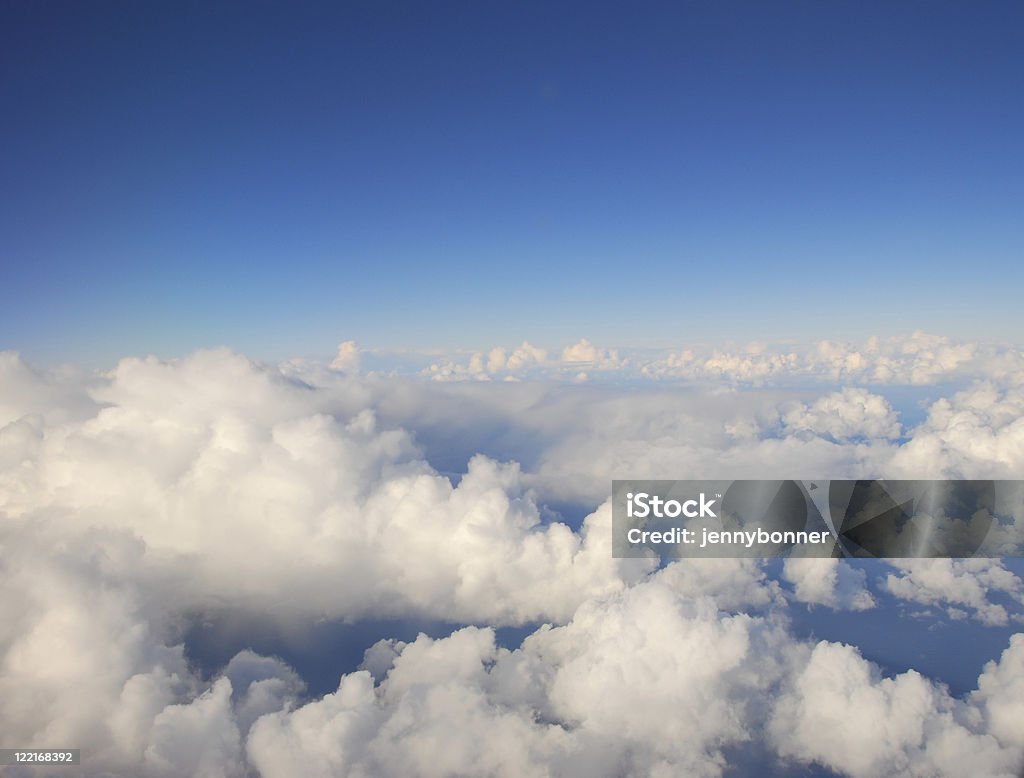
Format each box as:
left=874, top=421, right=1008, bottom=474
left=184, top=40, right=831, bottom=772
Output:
left=3, top=1, right=1023, bottom=363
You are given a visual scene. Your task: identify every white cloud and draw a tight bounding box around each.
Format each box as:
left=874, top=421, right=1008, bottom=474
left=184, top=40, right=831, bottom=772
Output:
left=247, top=572, right=794, bottom=778
left=782, top=558, right=876, bottom=611
left=561, top=339, right=620, bottom=369
left=782, top=387, right=902, bottom=441
left=888, top=380, right=1024, bottom=479
left=506, top=341, right=547, bottom=370
left=487, top=346, right=507, bottom=373
left=142, top=678, right=244, bottom=778
left=804, top=332, right=977, bottom=385
left=0, top=518, right=300, bottom=777
left=248, top=572, right=1023, bottom=778
left=424, top=341, right=547, bottom=381
left=0, top=350, right=99, bottom=428
left=424, top=355, right=492, bottom=381
left=330, top=340, right=361, bottom=372
left=769, top=640, right=1021, bottom=777
left=659, top=348, right=800, bottom=385
left=885, top=559, right=1024, bottom=626
left=2, top=344, right=1024, bottom=776
left=1, top=350, right=652, bottom=625
left=972, top=634, right=1024, bottom=748
left=397, top=333, right=1022, bottom=388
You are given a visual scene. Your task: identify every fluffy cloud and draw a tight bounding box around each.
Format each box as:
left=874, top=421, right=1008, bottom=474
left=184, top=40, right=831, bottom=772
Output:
left=769, top=640, right=1021, bottom=777
left=560, top=339, right=621, bottom=369
left=248, top=570, right=1023, bottom=778
left=247, top=570, right=794, bottom=778
left=523, top=390, right=893, bottom=504
left=0, top=350, right=648, bottom=625
left=885, top=559, right=1024, bottom=626
left=2, top=525, right=1017, bottom=777
left=782, top=558, right=876, bottom=611
left=972, top=634, right=1024, bottom=748
left=413, top=332, right=1015, bottom=387
left=0, top=351, right=99, bottom=428
left=781, top=387, right=902, bottom=441
left=644, top=346, right=800, bottom=384
left=641, top=332, right=984, bottom=386
left=2, top=344, right=1024, bottom=777
left=807, top=332, right=977, bottom=385
left=330, top=341, right=361, bottom=372
left=497, top=341, right=548, bottom=371
left=888, top=380, right=1024, bottom=479
left=425, top=342, right=547, bottom=382
left=0, top=518, right=302, bottom=777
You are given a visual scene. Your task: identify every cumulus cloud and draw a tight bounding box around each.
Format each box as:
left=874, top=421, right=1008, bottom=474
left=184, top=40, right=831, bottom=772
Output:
left=781, top=387, right=902, bottom=441
left=888, top=380, right=1024, bottom=479
left=2, top=525, right=1017, bottom=777
left=782, top=558, right=876, bottom=611
left=560, top=339, right=621, bottom=369
left=644, top=346, right=800, bottom=385
left=247, top=571, right=795, bottom=778
left=807, top=332, right=977, bottom=385
left=330, top=341, right=361, bottom=372
left=769, top=640, right=1021, bottom=777
left=524, top=390, right=893, bottom=504
left=0, top=351, right=99, bottom=428
left=1, top=350, right=650, bottom=625
left=972, top=635, right=1024, bottom=749
left=641, top=332, right=985, bottom=386
left=247, top=571, right=1022, bottom=778
left=504, top=341, right=548, bottom=371
left=2, top=343, right=1024, bottom=776
left=411, top=332, right=1013, bottom=387
left=0, top=518, right=303, bottom=777
left=0, top=349, right=643, bottom=776
left=425, top=342, right=547, bottom=381
left=885, top=559, right=1024, bottom=626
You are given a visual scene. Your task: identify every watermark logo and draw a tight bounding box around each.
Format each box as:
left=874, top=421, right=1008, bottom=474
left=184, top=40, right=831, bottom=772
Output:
left=613, top=479, right=1024, bottom=559
left=625, top=492, right=718, bottom=519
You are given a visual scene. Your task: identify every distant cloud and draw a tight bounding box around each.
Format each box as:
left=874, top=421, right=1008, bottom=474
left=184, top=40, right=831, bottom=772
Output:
left=425, top=341, right=547, bottom=381
left=507, top=340, right=548, bottom=370
left=643, top=332, right=986, bottom=386
left=561, top=338, right=620, bottom=368
left=330, top=340, right=361, bottom=372
left=403, top=332, right=1019, bottom=387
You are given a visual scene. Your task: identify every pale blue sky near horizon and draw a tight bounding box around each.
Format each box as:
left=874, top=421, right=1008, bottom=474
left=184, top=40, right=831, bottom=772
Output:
left=3, top=1, right=1023, bottom=363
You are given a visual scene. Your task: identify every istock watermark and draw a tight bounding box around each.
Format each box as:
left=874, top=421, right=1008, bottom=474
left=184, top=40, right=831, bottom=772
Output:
left=612, top=479, right=1024, bottom=559
left=625, top=491, right=718, bottom=519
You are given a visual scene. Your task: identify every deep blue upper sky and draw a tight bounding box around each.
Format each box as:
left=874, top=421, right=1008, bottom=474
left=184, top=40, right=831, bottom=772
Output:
left=3, top=1, right=1023, bottom=362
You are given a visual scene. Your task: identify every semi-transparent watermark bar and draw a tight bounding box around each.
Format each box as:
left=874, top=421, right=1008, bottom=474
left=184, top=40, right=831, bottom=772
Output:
left=612, top=480, right=1024, bottom=559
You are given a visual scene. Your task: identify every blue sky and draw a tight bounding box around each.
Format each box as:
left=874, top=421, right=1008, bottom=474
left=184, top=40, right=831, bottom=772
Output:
left=3, top=1, right=1023, bottom=363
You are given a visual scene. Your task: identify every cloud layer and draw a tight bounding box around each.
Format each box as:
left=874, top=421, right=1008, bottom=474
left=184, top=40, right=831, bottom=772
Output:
left=1, top=341, right=1023, bottom=776
left=410, top=332, right=1023, bottom=387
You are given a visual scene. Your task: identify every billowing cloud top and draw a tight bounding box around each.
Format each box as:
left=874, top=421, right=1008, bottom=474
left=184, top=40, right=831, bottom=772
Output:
left=1, top=339, right=1023, bottom=776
